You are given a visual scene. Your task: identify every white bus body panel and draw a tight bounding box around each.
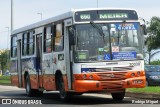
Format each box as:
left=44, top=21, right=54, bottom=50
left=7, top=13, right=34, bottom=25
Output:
left=73, top=60, right=144, bottom=74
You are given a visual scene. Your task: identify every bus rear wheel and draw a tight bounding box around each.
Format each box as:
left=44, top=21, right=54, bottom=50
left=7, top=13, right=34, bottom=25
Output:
left=111, top=90, right=125, bottom=101
left=25, top=75, right=43, bottom=97
left=25, top=75, right=34, bottom=97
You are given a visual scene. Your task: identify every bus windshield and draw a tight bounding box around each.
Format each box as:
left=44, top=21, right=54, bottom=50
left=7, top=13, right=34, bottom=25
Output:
left=74, top=22, right=143, bottom=62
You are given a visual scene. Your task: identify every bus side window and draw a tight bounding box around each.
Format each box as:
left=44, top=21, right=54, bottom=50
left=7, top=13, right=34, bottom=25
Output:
left=54, top=23, right=64, bottom=52
left=22, top=33, right=28, bottom=56
left=51, top=25, right=56, bottom=51
left=11, top=36, right=17, bottom=57
left=28, top=31, right=35, bottom=55
left=44, top=26, right=52, bottom=53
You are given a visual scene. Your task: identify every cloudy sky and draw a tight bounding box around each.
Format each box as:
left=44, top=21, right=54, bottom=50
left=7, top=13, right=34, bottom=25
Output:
left=0, top=0, right=160, bottom=49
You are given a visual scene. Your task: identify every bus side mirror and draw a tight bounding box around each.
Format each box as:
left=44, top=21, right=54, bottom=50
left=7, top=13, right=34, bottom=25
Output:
left=69, top=27, right=75, bottom=45
left=141, top=24, right=147, bottom=35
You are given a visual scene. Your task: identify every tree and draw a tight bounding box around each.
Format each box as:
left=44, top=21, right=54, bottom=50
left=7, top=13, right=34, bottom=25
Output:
left=0, top=49, right=10, bottom=74
left=145, top=16, right=160, bottom=64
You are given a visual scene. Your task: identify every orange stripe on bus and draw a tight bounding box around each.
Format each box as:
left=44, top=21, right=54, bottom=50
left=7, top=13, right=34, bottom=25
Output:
left=11, top=75, right=19, bottom=87
left=30, top=75, right=38, bottom=89
left=43, top=75, right=56, bottom=91
left=63, top=75, right=68, bottom=91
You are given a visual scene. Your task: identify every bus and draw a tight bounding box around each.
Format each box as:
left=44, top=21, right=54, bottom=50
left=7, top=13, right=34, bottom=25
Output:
left=10, top=8, right=146, bottom=101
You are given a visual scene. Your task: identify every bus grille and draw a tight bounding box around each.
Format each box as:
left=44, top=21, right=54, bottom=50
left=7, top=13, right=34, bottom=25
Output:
left=96, top=72, right=127, bottom=80
left=101, top=81, right=124, bottom=91
left=94, top=67, right=132, bottom=72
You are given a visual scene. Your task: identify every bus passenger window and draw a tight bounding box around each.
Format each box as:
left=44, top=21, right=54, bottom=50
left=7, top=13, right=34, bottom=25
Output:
left=22, top=33, right=28, bottom=56
left=44, top=26, right=52, bottom=53
left=51, top=25, right=55, bottom=51
left=11, top=36, right=17, bottom=57
left=28, top=31, right=35, bottom=55
left=54, top=23, right=64, bottom=52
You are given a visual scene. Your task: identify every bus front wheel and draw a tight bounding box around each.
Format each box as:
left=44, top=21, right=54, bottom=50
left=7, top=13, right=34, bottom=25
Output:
left=111, top=90, right=125, bottom=101
left=58, top=75, right=70, bottom=101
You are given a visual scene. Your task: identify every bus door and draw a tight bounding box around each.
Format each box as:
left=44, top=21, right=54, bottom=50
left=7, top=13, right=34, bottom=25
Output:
left=64, top=19, right=73, bottom=90
left=17, top=39, right=22, bottom=87
left=36, top=34, right=43, bottom=88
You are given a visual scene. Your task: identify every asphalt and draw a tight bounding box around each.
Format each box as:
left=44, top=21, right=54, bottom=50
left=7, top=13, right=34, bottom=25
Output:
left=0, top=85, right=160, bottom=100
left=125, top=92, right=160, bottom=100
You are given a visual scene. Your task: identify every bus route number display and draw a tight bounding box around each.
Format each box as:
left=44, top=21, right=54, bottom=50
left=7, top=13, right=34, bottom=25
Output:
left=80, top=14, right=91, bottom=20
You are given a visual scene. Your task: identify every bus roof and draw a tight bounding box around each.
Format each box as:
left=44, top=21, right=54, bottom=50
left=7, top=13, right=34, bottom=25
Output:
left=72, top=8, right=137, bottom=12
left=11, top=8, right=138, bottom=35
left=12, top=11, right=73, bottom=35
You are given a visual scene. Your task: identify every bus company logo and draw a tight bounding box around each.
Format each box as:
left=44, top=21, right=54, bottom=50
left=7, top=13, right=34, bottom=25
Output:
left=110, top=74, right=115, bottom=78
left=2, top=99, right=11, bottom=104
left=106, top=73, right=115, bottom=78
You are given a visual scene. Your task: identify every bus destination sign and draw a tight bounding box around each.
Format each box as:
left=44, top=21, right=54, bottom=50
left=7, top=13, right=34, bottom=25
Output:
left=75, top=10, right=138, bottom=22
left=99, top=13, right=128, bottom=19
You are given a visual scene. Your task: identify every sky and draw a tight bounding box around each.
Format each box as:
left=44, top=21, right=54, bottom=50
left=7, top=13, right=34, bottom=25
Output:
left=0, top=0, right=160, bottom=51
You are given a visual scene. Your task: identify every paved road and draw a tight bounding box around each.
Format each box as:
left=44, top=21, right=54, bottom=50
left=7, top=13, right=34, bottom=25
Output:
left=0, top=85, right=159, bottom=107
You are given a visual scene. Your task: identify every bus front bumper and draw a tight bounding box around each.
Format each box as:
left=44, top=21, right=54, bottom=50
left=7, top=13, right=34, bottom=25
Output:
left=74, top=76, right=146, bottom=92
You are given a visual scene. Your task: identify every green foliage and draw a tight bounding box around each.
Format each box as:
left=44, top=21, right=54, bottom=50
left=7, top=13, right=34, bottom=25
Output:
left=150, top=60, right=160, bottom=65
left=0, top=49, right=10, bottom=74
left=145, top=16, right=160, bottom=64
left=146, top=16, right=160, bottom=50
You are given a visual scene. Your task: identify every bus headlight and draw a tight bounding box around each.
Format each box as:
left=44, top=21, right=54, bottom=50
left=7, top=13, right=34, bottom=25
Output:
left=137, top=71, right=141, bottom=76
left=83, top=74, right=87, bottom=79
left=131, top=73, right=135, bottom=77
left=89, top=75, right=93, bottom=79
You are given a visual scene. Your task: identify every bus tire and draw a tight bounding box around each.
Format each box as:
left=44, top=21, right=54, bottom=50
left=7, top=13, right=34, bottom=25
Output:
left=33, top=89, right=43, bottom=97
left=58, top=75, right=70, bottom=101
left=25, top=75, right=34, bottom=97
left=111, top=90, right=125, bottom=101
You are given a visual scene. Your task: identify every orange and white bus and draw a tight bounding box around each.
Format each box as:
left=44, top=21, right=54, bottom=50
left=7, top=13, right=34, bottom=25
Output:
left=10, top=8, right=146, bottom=101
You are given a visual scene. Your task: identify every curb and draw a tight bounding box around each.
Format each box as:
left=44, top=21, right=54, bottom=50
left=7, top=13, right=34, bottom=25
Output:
left=126, top=92, right=160, bottom=100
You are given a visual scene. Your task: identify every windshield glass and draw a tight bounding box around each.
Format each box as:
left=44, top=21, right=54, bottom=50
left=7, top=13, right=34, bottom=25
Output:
left=74, top=22, right=143, bottom=62
left=145, top=66, right=160, bottom=72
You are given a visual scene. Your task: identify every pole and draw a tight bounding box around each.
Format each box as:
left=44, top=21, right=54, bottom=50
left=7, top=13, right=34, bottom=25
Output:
left=37, top=13, right=42, bottom=20
left=5, top=27, right=9, bottom=49
left=11, top=0, right=13, bottom=32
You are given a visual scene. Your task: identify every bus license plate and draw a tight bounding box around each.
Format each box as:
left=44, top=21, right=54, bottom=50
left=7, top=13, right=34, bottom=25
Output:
left=132, top=80, right=143, bottom=84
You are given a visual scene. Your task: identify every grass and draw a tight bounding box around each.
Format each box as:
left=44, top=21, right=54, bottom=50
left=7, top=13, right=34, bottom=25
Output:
left=0, top=80, right=11, bottom=84
left=0, top=76, right=11, bottom=85
left=127, top=87, right=160, bottom=94
left=0, top=76, right=10, bottom=80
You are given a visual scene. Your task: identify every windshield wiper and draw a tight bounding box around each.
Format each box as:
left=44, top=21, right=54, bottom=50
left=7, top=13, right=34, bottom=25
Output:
left=90, top=21, right=105, bottom=43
